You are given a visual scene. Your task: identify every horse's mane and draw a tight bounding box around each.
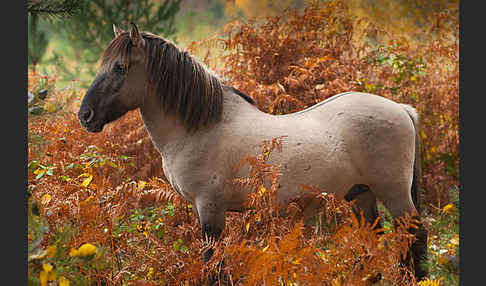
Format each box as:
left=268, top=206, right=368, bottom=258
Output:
left=101, top=31, right=249, bottom=131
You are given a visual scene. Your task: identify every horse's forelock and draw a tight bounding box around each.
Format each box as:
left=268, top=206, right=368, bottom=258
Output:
left=100, top=32, right=133, bottom=71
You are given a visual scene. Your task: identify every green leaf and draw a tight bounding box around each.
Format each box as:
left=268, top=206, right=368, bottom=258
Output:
left=180, top=245, right=189, bottom=253
left=36, top=171, right=45, bottom=180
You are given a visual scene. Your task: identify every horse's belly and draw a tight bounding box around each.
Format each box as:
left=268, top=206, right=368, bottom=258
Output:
left=255, top=137, right=358, bottom=206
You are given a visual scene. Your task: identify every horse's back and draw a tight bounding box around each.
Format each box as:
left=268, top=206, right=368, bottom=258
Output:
left=264, top=92, right=417, bottom=201
left=192, top=91, right=418, bottom=210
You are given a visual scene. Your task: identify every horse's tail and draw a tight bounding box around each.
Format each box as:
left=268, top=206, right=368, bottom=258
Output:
left=400, top=104, right=422, bottom=214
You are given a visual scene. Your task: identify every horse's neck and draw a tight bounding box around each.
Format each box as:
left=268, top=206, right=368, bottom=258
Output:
left=138, top=96, right=189, bottom=158
left=138, top=90, right=262, bottom=159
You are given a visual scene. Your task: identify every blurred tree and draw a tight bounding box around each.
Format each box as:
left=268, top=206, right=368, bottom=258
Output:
left=28, top=13, right=48, bottom=70
left=224, top=0, right=306, bottom=18
left=46, top=0, right=181, bottom=86
left=54, top=0, right=181, bottom=64
left=28, top=0, right=82, bottom=70
left=348, top=0, right=458, bottom=37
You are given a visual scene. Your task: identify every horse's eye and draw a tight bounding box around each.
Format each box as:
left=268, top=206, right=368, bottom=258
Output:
left=114, top=62, right=126, bottom=74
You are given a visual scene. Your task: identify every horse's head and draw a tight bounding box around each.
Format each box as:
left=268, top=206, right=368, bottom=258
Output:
left=78, top=23, right=148, bottom=132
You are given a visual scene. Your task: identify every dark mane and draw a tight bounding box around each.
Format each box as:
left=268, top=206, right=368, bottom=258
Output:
left=223, top=85, right=255, bottom=105
left=101, top=32, right=225, bottom=131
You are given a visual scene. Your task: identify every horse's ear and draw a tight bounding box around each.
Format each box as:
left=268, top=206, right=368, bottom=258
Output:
left=113, top=24, right=124, bottom=38
left=129, top=22, right=145, bottom=48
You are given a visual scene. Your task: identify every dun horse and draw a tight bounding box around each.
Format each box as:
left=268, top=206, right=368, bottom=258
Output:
left=78, top=23, right=428, bottom=280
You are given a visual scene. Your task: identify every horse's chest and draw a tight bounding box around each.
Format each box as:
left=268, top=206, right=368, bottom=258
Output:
left=162, top=159, right=193, bottom=202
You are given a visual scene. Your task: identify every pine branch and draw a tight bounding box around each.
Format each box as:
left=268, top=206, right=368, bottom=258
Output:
left=27, top=0, right=81, bottom=18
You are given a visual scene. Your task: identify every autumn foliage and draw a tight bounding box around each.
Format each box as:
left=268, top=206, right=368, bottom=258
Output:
left=28, top=0, right=458, bottom=285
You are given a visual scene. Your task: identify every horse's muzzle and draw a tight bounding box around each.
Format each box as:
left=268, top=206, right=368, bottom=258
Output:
left=78, top=106, right=103, bottom=132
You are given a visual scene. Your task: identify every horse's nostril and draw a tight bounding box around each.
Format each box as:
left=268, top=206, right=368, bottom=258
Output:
left=82, top=107, right=94, bottom=123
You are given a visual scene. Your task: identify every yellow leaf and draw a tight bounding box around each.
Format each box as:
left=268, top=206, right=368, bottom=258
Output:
left=45, top=102, right=56, bottom=113
left=79, top=174, right=93, bottom=187
left=420, top=131, right=427, bottom=139
left=255, top=213, right=262, bottom=222
left=449, top=235, right=459, bottom=247
left=258, top=184, right=267, bottom=196
left=331, top=278, right=342, bottom=286
left=77, top=173, right=91, bottom=178
left=262, top=245, right=269, bottom=252
left=245, top=222, right=250, bottom=232
left=69, top=248, right=79, bottom=257
left=41, top=194, right=51, bottom=205
left=77, top=243, right=98, bottom=256
left=40, top=270, right=48, bottom=286
left=418, top=278, right=444, bottom=286
left=292, top=257, right=303, bottom=265
left=42, top=263, right=53, bottom=273
left=443, top=203, right=456, bottom=213
left=84, top=195, right=94, bottom=203
left=59, top=276, right=70, bottom=286
left=138, top=180, right=147, bottom=190
left=47, top=245, right=56, bottom=258
left=48, top=269, right=57, bottom=281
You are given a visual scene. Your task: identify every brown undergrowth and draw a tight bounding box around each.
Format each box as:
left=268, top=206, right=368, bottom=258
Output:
left=27, top=123, right=421, bottom=284
left=28, top=0, right=457, bottom=285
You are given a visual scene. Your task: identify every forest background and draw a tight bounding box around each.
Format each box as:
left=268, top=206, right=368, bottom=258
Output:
left=27, top=0, right=459, bottom=285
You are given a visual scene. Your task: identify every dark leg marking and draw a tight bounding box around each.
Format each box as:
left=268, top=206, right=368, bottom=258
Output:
left=402, top=216, right=428, bottom=281
left=202, top=223, right=223, bottom=263
left=345, top=184, right=383, bottom=232
left=345, top=184, right=384, bottom=283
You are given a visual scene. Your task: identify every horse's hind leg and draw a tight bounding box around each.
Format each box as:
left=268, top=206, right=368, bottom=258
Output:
left=374, top=183, right=428, bottom=281
left=408, top=218, right=428, bottom=280
left=345, top=184, right=383, bottom=231
left=345, top=184, right=384, bottom=283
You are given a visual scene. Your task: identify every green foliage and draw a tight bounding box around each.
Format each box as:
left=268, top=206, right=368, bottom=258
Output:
left=363, top=45, right=427, bottom=95
left=78, top=145, right=132, bottom=169
left=113, top=204, right=180, bottom=241
left=33, top=0, right=181, bottom=88
left=28, top=160, right=57, bottom=180
left=424, top=186, right=460, bottom=285
left=53, top=0, right=181, bottom=63
left=28, top=13, right=49, bottom=67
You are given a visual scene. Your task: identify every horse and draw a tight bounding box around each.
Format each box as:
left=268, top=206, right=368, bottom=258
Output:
left=78, top=23, right=428, bottom=280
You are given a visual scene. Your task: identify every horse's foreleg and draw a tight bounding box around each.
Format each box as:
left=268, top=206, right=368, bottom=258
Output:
left=195, top=200, right=226, bottom=263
